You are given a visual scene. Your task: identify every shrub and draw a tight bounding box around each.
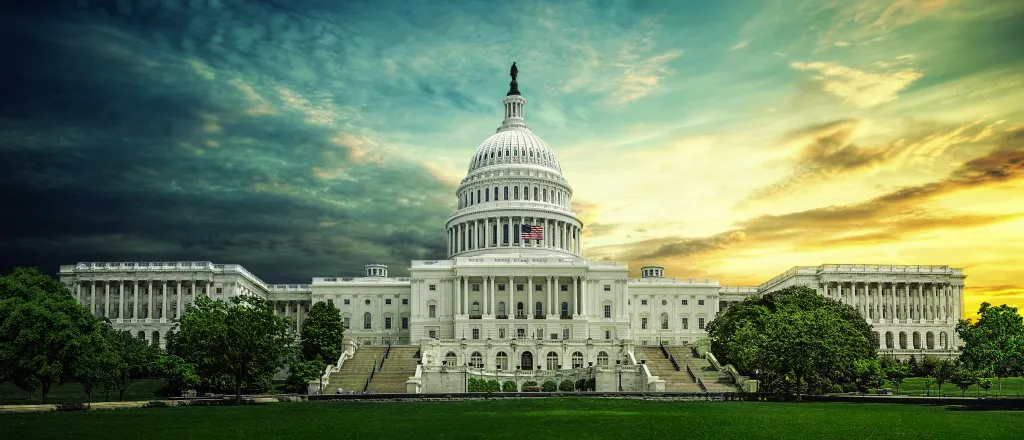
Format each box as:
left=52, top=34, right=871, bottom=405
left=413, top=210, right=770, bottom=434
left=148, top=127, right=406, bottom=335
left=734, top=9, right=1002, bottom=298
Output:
left=541, top=380, right=557, bottom=392
left=559, top=380, right=574, bottom=392
left=502, top=381, right=517, bottom=392
left=486, top=379, right=501, bottom=393
left=521, top=381, right=538, bottom=392
left=467, top=377, right=486, bottom=392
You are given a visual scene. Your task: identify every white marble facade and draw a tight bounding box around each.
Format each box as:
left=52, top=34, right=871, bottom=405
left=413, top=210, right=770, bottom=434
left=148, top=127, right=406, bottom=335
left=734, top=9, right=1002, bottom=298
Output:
left=58, top=72, right=962, bottom=369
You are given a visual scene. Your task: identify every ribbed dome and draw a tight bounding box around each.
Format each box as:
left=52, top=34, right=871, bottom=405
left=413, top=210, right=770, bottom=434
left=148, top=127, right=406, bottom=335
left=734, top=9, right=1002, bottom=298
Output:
left=467, top=127, right=562, bottom=174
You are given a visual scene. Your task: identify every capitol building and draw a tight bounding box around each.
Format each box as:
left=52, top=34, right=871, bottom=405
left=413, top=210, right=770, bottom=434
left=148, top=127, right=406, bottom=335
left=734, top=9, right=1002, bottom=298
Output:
left=58, top=65, right=965, bottom=393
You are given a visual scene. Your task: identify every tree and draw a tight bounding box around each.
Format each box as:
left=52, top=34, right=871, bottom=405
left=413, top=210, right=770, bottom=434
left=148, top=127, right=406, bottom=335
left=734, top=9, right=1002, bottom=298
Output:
left=74, top=324, right=120, bottom=407
left=886, top=363, right=909, bottom=396
left=108, top=329, right=160, bottom=401
left=956, top=302, right=1024, bottom=393
left=907, top=356, right=919, bottom=376
left=933, top=360, right=954, bottom=396
left=157, top=354, right=199, bottom=397
left=286, top=359, right=325, bottom=394
left=0, top=268, right=103, bottom=402
left=950, top=366, right=979, bottom=397
left=170, top=295, right=294, bottom=402
left=979, top=378, right=992, bottom=397
left=855, top=359, right=886, bottom=392
left=706, top=285, right=876, bottom=396
left=923, top=378, right=935, bottom=397
left=919, top=355, right=939, bottom=378
left=299, top=301, right=345, bottom=379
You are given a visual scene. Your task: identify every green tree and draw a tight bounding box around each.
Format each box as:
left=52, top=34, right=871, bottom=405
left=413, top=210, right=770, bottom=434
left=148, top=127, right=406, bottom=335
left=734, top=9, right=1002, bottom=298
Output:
left=933, top=360, right=954, bottom=396
left=919, top=355, right=939, bottom=378
left=706, top=285, right=876, bottom=397
left=75, top=324, right=120, bottom=407
left=979, top=378, right=992, bottom=397
left=286, top=359, right=325, bottom=394
left=170, top=295, right=294, bottom=402
left=886, top=363, right=909, bottom=395
left=950, top=366, right=979, bottom=397
left=157, top=354, right=199, bottom=397
left=107, top=329, right=160, bottom=401
left=299, top=301, right=345, bottom=374
left=854, top=359, right=886, bottom=392
left=923, top=378, right=935, bottom=397
left=0, top=268, right=102, bottom=402
left=956, top=302, right=1024, bottom=393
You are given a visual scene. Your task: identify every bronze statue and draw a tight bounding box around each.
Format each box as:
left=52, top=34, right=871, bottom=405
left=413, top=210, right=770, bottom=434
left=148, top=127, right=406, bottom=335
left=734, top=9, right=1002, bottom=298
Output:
left=510, top=62, right=518, bottom=81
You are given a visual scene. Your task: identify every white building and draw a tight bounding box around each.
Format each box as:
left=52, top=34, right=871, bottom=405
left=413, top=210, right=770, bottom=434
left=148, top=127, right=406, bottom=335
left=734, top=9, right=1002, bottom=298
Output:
left=57, top=66, right=964, bottom=392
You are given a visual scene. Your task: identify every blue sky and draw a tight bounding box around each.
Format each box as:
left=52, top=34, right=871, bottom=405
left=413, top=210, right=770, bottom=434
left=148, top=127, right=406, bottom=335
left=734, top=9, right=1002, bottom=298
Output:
left=1, top=0, right=1023, bottom=315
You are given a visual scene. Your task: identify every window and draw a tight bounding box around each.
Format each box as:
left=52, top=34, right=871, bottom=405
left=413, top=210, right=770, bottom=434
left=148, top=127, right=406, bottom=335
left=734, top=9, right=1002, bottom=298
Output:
left=429, top=284, right=436, bottom=291
left=343, top=317, right=350, bottom=329
left=365, top=299, right=371, bottom=305
left=514, top=186, right=519, bottom=199
left=477, top=189, right=481, bottom=204
left=682, top=318, right=688, bottom=329
left=682, top=299, right=688, bottom=306
left=385, top=298, right=392, bottom=305
left=472, top=328, right=480, bottom=340
left=641, top=317, right=648, bottom=330
left=470, top=352, right=483, bottom=368
left=661, top=313, right=669, bottom=330
left=560, top=285, right=568, bottom=291
left=498, top=302, right=506, bottom=316
left=498, top=328, right=506, bottom=339
left=429, top=304, right=437, bottom=318
left=472, top=284, right=480, bottom=291
left=524, top=186, right=529, bottom=200
left=329, top=299, right=336, bottom=307
left=604, top=285, right=611, bottom=291
left=472, top=302, right=480, bottom=316
left=598, top=351, right=609, bottom=366
left=516, top=284, right=524, bottom=291
left=562, top=328, right=569, bottom=339
left=498, top=284, right=506, bottom=291
left=662, top=300, right=667, bottom=305
left=363, top=312, right=371, bottom=330
left=604, top=330, right=611, bottom=340
left=496, top=352, right=508, bottom=370
left=517, top=328, right=526, bottom=339
left=517, top=302, right=524, bottom=316
left=401, top=317, right=408, bottom=329
left=402, top=298, right=408, bottom=305
left=343, top=298, right=350, bottom=305
left=533, top=187, right=538, bottom=200
left=485, top=190, right=490, bottom=202
left=698, top=300, right=705, bottom=306
left=216, top=287, right=223, bottom=294
left=535, top=284, right=542, bottom=291
left=641, top=299, right=648, bottom=305
left=572, top=352, right=584, bottom=368
left=604, top=304, right=611, bottom=318
left=535, top=302, right=543, bottom=317
left=504, top=186, right=508, bottom=200
left=561, top=302, right=568, bottom=318
left=429, top=329, right=438, bottom=339
left=547, top=352, right=559, bottom=370
left=699, top=318, right=706, bottom=330
left=385, top=317, right=392, bottom=329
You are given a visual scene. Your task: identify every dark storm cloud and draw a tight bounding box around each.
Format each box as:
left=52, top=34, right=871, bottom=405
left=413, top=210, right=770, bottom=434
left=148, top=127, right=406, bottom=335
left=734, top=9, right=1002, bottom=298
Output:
left=0, top=1, right=454, bottom=282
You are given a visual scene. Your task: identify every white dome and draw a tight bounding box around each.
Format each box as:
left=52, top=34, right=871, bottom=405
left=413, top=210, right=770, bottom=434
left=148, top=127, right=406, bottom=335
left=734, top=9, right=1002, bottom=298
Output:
left=467, top=127, right=562, bottom=174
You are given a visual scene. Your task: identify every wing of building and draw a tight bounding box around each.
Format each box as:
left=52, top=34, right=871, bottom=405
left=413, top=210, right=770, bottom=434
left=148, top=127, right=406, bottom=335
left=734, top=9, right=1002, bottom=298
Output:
left=57, top=66, right=965, bottom=393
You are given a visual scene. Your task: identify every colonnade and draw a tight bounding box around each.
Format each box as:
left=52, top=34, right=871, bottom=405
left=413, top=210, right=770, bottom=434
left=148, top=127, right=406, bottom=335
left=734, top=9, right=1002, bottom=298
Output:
left=448, top=275, right=625, bottom=319
left=74, top=278, right=211, bottom=321
left=823, top=281, right=961, bottom=322
left=447, top=216, right=580, bottom=256
left=273, top=300, right=308, bottom=334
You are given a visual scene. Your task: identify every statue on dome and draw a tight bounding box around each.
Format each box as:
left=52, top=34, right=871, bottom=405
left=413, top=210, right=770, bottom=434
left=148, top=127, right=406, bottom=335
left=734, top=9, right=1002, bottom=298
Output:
left=510, top=62, right=518, bottom=81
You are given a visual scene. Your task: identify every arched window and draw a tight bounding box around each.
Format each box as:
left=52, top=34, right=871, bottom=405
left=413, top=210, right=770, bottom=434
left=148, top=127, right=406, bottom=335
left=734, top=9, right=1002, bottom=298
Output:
left=543, top=188, right=548, bottom=202
left=493, top=187, right=498, bottom=201
left=504, top=186, right=509, bottom=200
left=517, top=301, right=524, bottom=318
left=498, top=301, right=506, bottom=316
left=523, top=185, right=529, bottom=200
left=533, top=187, right=538, bottom=201
left=899, top=331, right=908, bottom=349
left=486, top=189, right=490, bottom=201
left=470, top=352, right=483, bottom=368
left=470, top=191, right=474, bottom=205
left=561, top=301, right=569, bottom=318
left=535, top=302, right=543, bottom=317
left=547, top=352, right=559, bottom=370
left=514, top=186, right=519, bottom=200
left=661, top=312, right=669, bottom=330
left=926, top=332, right=935, bottom=350
left=572, top=351, right=584, bottom=369
left=363, top=312, right=372, bottom=329
left=472, top=301, right=481, bottom=317
left=476, top=189, right=481, bottom=204
left=152, top=331, right=160, bottom=347
left=444, top=351, right=458, bottom=366
left=885, top=331, right=894, bottom=349
left=496, top=352, right=509, bottom=371
left=597, top=351, right=609, bottom=366
left=137, top=331, right=146, bottom=341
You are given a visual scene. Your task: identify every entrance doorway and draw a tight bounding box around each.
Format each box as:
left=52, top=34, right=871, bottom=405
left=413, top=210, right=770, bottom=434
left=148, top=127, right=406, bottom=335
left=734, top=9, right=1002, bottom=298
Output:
left=521, top=351, right=534, bottom=370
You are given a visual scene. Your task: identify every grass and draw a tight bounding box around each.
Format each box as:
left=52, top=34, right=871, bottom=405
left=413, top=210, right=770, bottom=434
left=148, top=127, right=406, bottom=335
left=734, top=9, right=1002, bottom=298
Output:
left=883, top=377, right=1024, bottom=397
left=0, top=379, right=165, bottom=405
left=2, top=398, right=1023, bottom=440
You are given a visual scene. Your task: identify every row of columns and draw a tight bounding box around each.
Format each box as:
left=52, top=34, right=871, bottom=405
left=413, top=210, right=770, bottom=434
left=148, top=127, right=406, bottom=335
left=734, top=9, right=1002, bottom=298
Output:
left=273, top=300, right=307, bottom=334
left=447, top=216, right=580, bottom=256
left=450, top=275, right=600, bottom=319
left=75, top=279, right=210, bottom=321
left=823, top=281, right=961, bottom=322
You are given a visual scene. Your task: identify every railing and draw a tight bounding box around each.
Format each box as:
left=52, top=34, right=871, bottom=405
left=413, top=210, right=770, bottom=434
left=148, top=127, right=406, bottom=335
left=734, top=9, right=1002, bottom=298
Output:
left=469, top=315, right=482, bottom=319
left=496, top=314, right=508, bottom=319
left=658, top=342, right=669, bottom=359
left=363, top=356, right=380, bottom=393
left=515, top=314, right=528, bottom=319
left=685, top=365, right=697, bottom=383
left=669, top=355, right=680, bottom=372
left=534, top=314, right=546, bottom=319
left=413, top=349, right=421, bottom=359
left=560, top=315, right=572, bottom=320
left=697, top=378, right=707, bottom=392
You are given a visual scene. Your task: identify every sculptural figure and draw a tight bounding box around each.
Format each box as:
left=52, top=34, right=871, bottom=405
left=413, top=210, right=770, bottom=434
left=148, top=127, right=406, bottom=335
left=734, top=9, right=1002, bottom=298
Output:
left=510, top=62, right=518, bottom=81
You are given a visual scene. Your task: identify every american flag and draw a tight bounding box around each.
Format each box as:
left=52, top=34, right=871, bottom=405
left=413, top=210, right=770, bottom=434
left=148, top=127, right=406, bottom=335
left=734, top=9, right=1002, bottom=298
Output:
left=521, top=224, right=544, bottom=240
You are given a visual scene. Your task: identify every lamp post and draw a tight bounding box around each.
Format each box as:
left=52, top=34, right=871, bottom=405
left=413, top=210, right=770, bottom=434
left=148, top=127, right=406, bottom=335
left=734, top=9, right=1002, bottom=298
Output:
left=616, top=359, right=622, bottom=392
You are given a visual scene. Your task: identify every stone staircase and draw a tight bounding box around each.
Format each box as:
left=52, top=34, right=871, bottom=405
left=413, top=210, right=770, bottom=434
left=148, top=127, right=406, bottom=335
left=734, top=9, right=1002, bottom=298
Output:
left=367, top=346, right=420, bottom=393
left=633, top=346, right=703, bottom=392
left=326, top=346, right=386, bottom=393
left=666, top=345, right=737, bottom=392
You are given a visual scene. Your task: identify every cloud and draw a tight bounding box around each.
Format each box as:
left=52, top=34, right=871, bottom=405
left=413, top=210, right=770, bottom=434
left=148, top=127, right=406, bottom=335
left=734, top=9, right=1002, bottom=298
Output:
left=816, top=0, right=958, bottom=48
left=729, top=40, right=750, bottom=51
left=790, top=60, right=923, bottom=108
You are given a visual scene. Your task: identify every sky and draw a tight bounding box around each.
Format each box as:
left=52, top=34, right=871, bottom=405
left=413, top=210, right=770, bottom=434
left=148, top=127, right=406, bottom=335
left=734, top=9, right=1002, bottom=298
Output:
left=1, top=0, right=1022, bottom=318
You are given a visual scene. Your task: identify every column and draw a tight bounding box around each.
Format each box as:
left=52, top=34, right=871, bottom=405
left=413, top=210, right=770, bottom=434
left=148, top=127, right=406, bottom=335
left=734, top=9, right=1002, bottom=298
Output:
left=104, top=281, right=110, bottom=318
left=147, top=280, right=154, bottom=320
left=905, top=282, right=910, bottom=321
left=462, top=276, right=468, bottom=316
left=162, top=280, right=169, bottom=321
left=297, top=301, right=304, bottom=334
left=484, top=218, right=490, bottom=249
left=519, top=217, right=526, bottom=249
left=133, top=280, right=140, bottom=320
left=527, top=276, right=534, bottom=319
left=118, top=281, right=124, bottom=321
left=175, top=281, right=182, bottom=319
left=89, top=281, right=96, bottom=316
left=547, top=276, right=554, bottom=317
left=621, top=279, right=628, bottom=319
left=451, top=277, right=458, bottom=316
left=507, top=275, right=513, bottom=318
left=580, top=276, right=587, bottom=317
left=917, top=283, right=923, bottom=321
left=572, top=276, right=578, bottom=317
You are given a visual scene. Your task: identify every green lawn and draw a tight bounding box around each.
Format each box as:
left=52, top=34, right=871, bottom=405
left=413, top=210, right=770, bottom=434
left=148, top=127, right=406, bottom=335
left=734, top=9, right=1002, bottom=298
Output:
left=883, top=377, right=1024, bottom=397
left=0, top=379, right=165, bottom=405
left=2, top=398, right=1023, bottom=440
